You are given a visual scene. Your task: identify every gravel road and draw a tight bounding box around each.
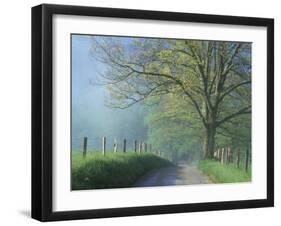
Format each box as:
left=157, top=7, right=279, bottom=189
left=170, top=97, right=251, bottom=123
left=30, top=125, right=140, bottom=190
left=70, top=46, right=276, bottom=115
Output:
left=134, top=163, right=212, bottom=187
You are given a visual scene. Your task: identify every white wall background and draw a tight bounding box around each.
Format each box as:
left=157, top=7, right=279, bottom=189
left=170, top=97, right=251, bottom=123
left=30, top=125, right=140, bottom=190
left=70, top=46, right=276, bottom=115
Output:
left=0, top=0, right=278, bottom=225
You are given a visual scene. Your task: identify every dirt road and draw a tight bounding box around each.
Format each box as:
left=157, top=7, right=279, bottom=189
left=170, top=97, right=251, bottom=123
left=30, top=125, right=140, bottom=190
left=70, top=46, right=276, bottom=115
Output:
left=134, top=163, right=211, bottom=187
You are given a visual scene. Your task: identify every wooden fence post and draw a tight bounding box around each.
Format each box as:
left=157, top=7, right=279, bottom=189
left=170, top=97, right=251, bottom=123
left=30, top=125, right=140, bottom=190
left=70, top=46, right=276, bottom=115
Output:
left=221, top=148, right=224, bottom=164
left=139, top=141, right=142, bottom=154
left=236, top=148, right=240, bottom=168
left=245, top=148, right=249, bottom=172
left=218, top=148, right=221, bottom=161
left=226, top=148, right=229, bottom=163
left=123, top=139, right=126, bottom=153
left=224, top=148, right=228, bottom=163
left=114, top=138, right=118, bottom=153
left=213, top=150, right=216, bottom=159
left=145, top=143, right=147, bottom=152
left=83, top=136, right=87, bottom=158
left=225, top=148, right=227, bottom=163
left=230, top=147, right=233, bottom=163
left=134, top=140, right=137, bottom=153
left=102, top=136, right=106, bottom=156
left=249, top=148, right=252, bottom=165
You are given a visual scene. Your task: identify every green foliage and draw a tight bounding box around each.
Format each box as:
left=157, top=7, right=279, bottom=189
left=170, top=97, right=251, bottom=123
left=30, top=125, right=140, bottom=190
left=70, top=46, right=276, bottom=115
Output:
left=144, top=94, right=203, bottom=163
left=92, top=37, right=252, bottom=159
left=198, top=160, right=251, bottom=183
left=72, top=152, right=173, bottom=190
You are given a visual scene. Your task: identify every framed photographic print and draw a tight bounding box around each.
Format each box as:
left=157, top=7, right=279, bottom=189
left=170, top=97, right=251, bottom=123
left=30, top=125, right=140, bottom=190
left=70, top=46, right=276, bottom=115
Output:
left=32, top=4, right=274, bottom=221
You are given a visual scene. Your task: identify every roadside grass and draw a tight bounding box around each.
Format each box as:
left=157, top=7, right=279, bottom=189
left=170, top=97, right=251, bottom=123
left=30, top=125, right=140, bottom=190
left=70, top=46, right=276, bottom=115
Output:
left=72, top=152, right=173, bottom=190
left=198, top=159, right=251, bottom=183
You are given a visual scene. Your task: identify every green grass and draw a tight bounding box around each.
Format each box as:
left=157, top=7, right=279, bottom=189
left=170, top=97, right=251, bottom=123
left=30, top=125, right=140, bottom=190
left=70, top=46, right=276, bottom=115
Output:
left=72, top=152, right=173, bottom=190
left=198, top=160, right=251, bottom=183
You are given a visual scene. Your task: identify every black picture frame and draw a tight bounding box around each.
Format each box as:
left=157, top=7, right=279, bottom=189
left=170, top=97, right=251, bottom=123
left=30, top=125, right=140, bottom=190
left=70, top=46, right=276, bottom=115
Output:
left=32, top=3, right=274, bottom=222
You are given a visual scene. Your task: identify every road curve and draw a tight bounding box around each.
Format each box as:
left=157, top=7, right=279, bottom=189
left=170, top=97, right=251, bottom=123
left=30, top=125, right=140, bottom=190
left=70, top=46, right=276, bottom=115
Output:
left=133, top=164, right=211, bottom=187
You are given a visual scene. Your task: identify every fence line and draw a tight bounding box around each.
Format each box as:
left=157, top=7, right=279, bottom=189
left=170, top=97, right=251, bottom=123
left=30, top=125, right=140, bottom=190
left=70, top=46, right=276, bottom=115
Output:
left=214, top=146, right=250, bottom=173
left=80, top=136, right=157, bottom=158
left=81, top=136, right=250, bottom=172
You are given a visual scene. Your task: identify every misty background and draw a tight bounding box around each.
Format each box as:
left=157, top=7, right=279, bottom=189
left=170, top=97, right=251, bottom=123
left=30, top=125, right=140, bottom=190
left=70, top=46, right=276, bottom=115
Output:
left=71, top=35, right=148, bottom=151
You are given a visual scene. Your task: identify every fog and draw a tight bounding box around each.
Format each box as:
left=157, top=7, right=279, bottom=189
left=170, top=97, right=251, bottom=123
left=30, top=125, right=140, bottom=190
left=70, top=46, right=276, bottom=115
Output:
left=71, top=35, right=203, bottom=164
left=72, top=35, right=148, bottom=151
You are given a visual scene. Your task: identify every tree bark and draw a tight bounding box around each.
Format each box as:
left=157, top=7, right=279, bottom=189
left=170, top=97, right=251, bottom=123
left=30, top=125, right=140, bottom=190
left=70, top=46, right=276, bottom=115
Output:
left=203, top=124, right=216, bottom=159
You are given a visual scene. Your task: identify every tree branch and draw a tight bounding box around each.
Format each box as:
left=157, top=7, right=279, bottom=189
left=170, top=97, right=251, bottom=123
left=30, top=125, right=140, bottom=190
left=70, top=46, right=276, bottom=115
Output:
left=217, top=105, right=251, bottom=126
left=218, top=80, right=251, bottom=104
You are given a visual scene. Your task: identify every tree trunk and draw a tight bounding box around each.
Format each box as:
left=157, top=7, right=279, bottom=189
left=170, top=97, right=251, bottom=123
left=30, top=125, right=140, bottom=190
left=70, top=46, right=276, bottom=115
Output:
left=203, top=124, right=216, bottom=159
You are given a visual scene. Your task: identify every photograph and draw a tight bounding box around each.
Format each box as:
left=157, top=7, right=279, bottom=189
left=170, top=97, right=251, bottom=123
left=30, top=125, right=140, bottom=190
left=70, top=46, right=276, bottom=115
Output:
left=71, top=34, right=252, bottom=190
left=31, top=3, right=274, bottom=221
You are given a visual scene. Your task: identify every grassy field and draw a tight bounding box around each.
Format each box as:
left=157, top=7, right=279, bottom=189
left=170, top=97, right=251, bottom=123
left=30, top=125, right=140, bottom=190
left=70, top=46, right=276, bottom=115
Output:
left=72, top=152, right=173, bottom=190
left=198, top=160, right=251, bottom=183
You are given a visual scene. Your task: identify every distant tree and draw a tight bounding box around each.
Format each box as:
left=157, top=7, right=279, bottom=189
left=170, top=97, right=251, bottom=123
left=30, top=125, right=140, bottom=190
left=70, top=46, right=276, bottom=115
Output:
left=144, top=94, right=203, bottom=161
left=91, top=37, right=251, bottom=159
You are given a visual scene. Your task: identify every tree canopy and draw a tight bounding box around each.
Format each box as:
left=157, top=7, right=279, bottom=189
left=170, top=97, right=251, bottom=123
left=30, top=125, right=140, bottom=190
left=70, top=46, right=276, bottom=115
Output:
left=91, top=36, right=251, bottom=159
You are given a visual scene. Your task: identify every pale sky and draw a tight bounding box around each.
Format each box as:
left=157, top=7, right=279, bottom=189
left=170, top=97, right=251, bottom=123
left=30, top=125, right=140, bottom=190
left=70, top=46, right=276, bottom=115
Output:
left=71, top=34, right=147, bottom=150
